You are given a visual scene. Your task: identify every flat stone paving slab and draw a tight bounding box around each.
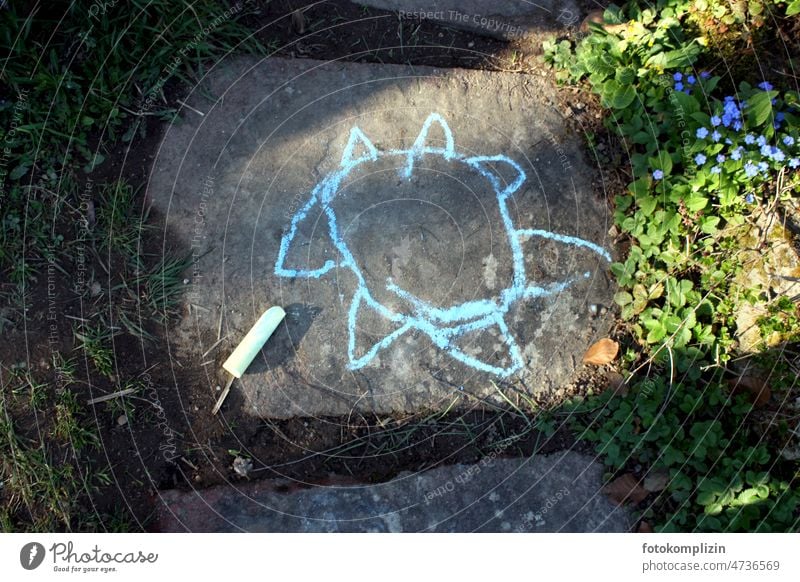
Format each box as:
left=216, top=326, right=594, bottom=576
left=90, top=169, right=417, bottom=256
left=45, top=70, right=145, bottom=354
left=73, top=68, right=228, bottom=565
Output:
left=156, top=451, right=629, bottom=532
left=352, top=0, right=582, bottom=39
left=148, top=56, right=615, bottom=419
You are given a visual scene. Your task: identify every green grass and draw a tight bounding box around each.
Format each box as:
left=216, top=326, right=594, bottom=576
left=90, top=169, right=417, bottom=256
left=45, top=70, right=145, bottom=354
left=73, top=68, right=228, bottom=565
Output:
left=1, top=374, right=87, bottom=531
left=0, top=1, right=266, bottom=532
left=52, top=390, right=100, bottom=452
left=73, top=318, right=118, bottom=379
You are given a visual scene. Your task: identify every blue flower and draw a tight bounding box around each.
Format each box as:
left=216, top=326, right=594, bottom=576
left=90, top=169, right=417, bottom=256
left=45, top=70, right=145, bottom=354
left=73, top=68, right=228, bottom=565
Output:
left=721, top=113, right=733, bottom=127
left=710, top=165, right=721, bottom=174
left=745, top=134, right=756, bottom=144
left=733, top=121, right=742, bottom=131
left=776, top=112, right=785, bottom=122
left=757, top=135, right=767, bottom=147
left=710, top=115, right=722, bottom=126
left=711, top=130, right=721, bottom=142
left=716, top=154, right=726, bottom=163
left=696, top=127, right=709, bottom=139
left=761, top=144, right=773, bottom=157
left=687, top=75, right=696, bottom=85
left=789, top=158, right=800, bottom=169
left=700, top=71, right=711, bottom=79
left=758, top=81, right=774, bottom=91
left=758, top=161, right=769, bottom=173
left=725, top=138, right=733, bottom=145
left=695, top=153, right=707, bottom=165
left=652, top=169, right=664, bottom=180
left=771, top=148, right=785, bottom=162
left=731, top=148, right=742, bottom=161
left=744, top=162, right=758, bottom=177
left=745, top=193, right=755, bottom=204
left=783, top=136, right=795, bottom=146
left=674, top=72, right=683, bottom=81
left=674, top=82, right=684, bottom=91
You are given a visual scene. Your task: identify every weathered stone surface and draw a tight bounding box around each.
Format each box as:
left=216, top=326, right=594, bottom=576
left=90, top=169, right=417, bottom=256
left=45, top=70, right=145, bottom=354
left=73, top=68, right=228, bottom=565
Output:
left=147, top=56, right=615, bottom=419
left=731, top=210, right=800, bottom=352
left=352, top=0, right=582, bottom=39
left=155, top=451, right=630, bottom=532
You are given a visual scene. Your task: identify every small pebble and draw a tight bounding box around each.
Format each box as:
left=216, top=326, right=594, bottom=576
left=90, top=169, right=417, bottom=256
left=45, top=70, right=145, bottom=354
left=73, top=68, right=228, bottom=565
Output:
left=117, top=414, right=128, bottom=427
left=183, top=278, right=189, bottom=285
left=233, top=456, right=253, bottom=478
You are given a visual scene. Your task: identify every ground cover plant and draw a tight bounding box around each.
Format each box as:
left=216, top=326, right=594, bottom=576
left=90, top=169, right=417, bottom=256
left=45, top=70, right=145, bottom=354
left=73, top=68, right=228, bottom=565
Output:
left=545, top=0, right=800, bottom=531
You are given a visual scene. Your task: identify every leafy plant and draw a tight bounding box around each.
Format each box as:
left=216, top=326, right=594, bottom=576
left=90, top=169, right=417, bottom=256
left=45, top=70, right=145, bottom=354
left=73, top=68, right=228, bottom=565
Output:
left=544, top=0, right=800, bottom=531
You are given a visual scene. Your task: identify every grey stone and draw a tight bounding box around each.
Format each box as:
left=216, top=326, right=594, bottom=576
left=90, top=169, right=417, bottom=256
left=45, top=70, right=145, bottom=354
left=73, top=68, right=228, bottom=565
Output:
left=147, top=57, right=615, bottom=419
left=353, top=0, right=582, bottom=40
left=155, top=451, right=630, bottom=532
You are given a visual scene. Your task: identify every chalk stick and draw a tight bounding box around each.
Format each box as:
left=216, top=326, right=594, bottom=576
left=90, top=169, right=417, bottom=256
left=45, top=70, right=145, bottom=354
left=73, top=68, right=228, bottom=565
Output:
left=222, top=306, right=286, bottom=378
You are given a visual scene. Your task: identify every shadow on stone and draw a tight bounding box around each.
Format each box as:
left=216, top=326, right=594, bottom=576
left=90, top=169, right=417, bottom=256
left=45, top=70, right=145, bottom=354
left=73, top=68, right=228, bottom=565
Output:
left=246, top=302, right=320, bottom=374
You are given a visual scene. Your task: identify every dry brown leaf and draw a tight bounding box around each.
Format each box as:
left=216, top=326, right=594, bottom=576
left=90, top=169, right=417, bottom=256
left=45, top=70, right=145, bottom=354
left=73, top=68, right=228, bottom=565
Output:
left=291, top=9, right=305, bottom=34
left=726, top=376, right=771, bottom=408
left=637, top=521, right=654, bottom=533
left=603, top=474, right=648, bottom=506
left=603, top=370, right=629, bottom=397
left=583, top=338, right=619, bottom=365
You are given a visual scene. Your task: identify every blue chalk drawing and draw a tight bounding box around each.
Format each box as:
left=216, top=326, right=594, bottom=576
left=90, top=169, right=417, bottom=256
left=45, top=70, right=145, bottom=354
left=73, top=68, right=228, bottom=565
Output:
left=275, top=113, right=611, bottom=377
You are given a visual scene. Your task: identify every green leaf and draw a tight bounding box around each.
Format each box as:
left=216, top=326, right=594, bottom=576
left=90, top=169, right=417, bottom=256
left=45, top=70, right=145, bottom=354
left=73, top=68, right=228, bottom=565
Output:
left=628, top=178, right=649, bottom=197
left=638, top=195, right=657, bottom=216
left=645, top=42, right=702, bottom=69
left=747, top=90, right=779, bottom=127
left=788, top=1, right=800, bottom=16
left=685, top=194, right=708, bottom=212
left=700, top=216, right=720, bottom=234
left=670, top=90, right=699, bottom=115
left=649, top=151, right=673, bottom=175
left=616, top=67, right=636, bottom=85
left=614, top=291, right=633, bottom=306
left=737, top=488, right=764, bottom=505
left=697, top=490, right=717, bottom=506
left=611, top=83, right=637, bottom=109
left=8, top=164, right=30, bottom=180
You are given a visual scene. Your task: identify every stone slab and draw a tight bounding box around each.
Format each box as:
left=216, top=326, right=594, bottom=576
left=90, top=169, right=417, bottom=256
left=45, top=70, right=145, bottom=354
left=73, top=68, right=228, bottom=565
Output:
left=147, top=56, right=615, bottom=419
left=155, top=451, right=629, bottom=532
left=353, top=0, right=582, bottom=39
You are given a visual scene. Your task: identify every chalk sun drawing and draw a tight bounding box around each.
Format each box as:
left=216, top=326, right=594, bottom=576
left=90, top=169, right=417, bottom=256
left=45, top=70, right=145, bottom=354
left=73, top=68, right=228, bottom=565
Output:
left=275, top=113, right=611, bottom=377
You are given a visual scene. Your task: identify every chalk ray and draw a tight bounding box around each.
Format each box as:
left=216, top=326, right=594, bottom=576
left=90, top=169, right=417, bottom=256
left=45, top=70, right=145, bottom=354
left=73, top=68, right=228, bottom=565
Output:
left=445, top=316, right=525, bottom=378
left=465, top=155, right=526, bottom=199
left=274, top=187, right=338, bottom=279
left=340, top=126, right=379, bottom=168
left=402, top=113, right=455, bottom=177
left=347, top=288, right=412, bottom=369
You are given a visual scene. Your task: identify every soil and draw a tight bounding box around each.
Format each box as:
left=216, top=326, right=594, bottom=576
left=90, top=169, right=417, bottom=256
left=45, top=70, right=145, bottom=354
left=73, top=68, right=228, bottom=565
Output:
left=0, top=0, right=615, bottom=531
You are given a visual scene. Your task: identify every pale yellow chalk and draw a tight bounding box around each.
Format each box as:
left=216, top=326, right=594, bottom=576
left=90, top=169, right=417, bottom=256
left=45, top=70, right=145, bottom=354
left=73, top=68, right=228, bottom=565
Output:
left=222, top=306, right=286, bottom=378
